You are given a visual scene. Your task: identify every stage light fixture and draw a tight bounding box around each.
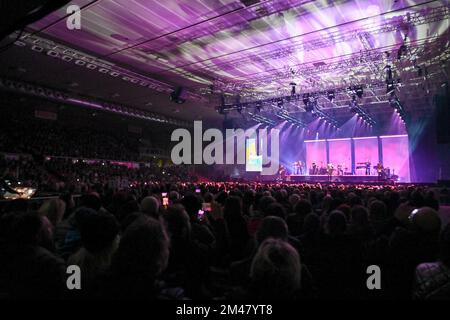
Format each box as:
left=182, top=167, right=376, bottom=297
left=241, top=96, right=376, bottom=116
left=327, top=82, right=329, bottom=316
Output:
left=385, top=65, right=392, bottom=81
left=302, top=93, right=309, bottom=106
left=386, top=81, right=395, bottom=94
left=277, top=99, right=284, bottom=108
left=255, top=101, right=262, bottom=112
left=327, top=90, right=335, bottom=102
left=170, top=86, right=186, bottom=104
left=290, top=82, right=296, bottom=96
left=356, top=86, right=363, bottom=98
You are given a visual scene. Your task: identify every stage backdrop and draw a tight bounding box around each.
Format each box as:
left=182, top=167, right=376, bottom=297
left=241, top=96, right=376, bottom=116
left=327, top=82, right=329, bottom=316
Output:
left=328, top=138, right=352, bottom=174
left=305, top=140, right=327, bottom=174
left=304, top=135, right=411, bottom=181
left=381, top=135, right=410, bottom=182
left=353, top=136, right=379, bottom=175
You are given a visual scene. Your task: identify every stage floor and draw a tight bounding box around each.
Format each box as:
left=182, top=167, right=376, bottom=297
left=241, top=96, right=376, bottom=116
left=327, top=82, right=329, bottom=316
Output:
left=286, top=174, right=382, bottom=183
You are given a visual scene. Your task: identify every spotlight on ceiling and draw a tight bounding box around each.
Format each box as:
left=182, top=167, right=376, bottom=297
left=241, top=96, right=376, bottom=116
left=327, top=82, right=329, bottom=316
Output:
left=170, top=87, right=186, bottom=104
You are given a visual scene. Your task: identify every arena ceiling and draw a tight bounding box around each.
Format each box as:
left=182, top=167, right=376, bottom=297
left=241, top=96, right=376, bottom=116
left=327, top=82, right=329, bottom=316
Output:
left=0, top=0, right=448, bottom=126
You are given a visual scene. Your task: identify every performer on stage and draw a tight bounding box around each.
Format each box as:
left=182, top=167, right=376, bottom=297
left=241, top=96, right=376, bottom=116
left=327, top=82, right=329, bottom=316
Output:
left=327, top=163, right=334, bottom=181
left=293, top=161, right=303, bottom=175
left=376, top=163, right=384, bottom=180
left=298, top=161, right=303, bottom=175
left=365, top=160, right=371, bottom=175
left=278, top=165, right=286, bottom=181
left=311, top=161, right=317, bottom=175
left=337, top=164, right=344, bottom=176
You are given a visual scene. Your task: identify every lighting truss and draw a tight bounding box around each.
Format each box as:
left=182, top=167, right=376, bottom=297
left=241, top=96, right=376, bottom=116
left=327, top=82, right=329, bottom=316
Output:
left=276, top=109, right=307, bottom=127
left=349, top=100, right=376, bottom=126
left=311, top=106, right=339, bottom=127
left=247, top=111, right=276, bottom=126
left=207, top=5, right=449, bottom=75
left=388, top=93, right=409, bottom=123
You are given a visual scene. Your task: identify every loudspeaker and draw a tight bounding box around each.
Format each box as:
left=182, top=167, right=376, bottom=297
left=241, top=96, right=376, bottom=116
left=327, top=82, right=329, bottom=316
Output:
left=170, top=87, right=186, bottom=104
left=436, top=83, right=449, bottom=144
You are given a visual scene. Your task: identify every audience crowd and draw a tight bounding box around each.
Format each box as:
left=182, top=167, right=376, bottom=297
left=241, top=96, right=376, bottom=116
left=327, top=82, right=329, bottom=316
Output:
left=0, top=112, right=140, bottom=161
left=1, top=181, right=449, bottom=300
left=1, top=112, right=449, bottom=300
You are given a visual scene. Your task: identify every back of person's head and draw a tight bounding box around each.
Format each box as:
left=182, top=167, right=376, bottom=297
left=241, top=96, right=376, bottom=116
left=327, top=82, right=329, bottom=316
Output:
left=258, top=196, right=276, bottom=215
left=140, top=196, right=160, bottom=218
left=369, top=200, right=388, bottom=221
left=265, top=202, right=287, bottom=220
left=302, top=213, right=320, bottom=235
left=74, top=207, right=98, bottom=229
left=424, top=191, right=439, bottom=211
left=203, top=192, right=213, bottom=203
left=411, top=207, right=441, bottom=234
left=410, top=190, right=425, bottom=208
left=256, top=216, right=288, bottom=244
left=169, top=191, right=181, bottom=203
left=294, top=199, right=312, bottom=217
left=250, top=238, right=301, bottom=299
left=81, top=193, right=102, bottom=211
left=2, top=199, right=29, bottom=213
left=326, top=210, right=347, bottom=236
left=440, top=223, right=450, bottom=267
left=337, top=204, right=351, bottom=221
left=180, top=193, right=202, bottom=220
left=351, top=205, right=369, bottom=227
left=0, top=211, right=42, bottom=246
left=164, top=204, right=191, bottom=241
left=348, top=193, right=362, bottom=207
left=288, top=194, right=300, bottom=208
left=112, top=216, right=169, bottom=277
left=38, top=199, right=66, bottom=227
left=224, top=196, right=243, bottom=220
left=79, top=211, right=119, bottom=254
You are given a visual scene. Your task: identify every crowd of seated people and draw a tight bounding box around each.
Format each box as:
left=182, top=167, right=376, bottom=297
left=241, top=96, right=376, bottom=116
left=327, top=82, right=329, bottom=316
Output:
left=0, top=182, right=449, bottom=300
left=0, top=113, right=141, bottom=161
left=0, top=155, right=191, bottom=195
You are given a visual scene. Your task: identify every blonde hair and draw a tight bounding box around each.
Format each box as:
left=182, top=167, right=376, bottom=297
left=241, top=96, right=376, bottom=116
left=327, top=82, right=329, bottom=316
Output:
left=250, top=238, right=301, bottom=298
left=38, top=199, right=66, bottom=227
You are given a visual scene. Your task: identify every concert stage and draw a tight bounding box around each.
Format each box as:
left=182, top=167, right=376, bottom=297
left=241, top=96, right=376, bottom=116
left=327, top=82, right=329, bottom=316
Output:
left=286, top=174, right=382, bottom=183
